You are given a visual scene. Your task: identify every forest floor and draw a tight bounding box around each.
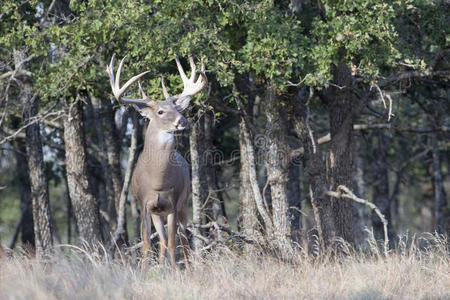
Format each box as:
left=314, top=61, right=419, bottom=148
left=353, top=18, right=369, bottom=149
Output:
left=0, top=234, right=449, bottom=299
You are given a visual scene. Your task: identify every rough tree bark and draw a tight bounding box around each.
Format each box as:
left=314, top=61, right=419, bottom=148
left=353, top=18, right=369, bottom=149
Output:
left=90, top=95, right=127, bottom=245
left=239, top=119, right=261, bottom=250
left=14, top=49, right=53, bottom=258
left=85, top=96, right=112, bottom=241
left=102, top=99, right=123, bottom=222
left=204, top=111, right=225, bottom=224
left=290, top=90, right=336, bottom=249
left=234, top=77, right=262, bottom=250
left=264, top=86, right=291, bottom=247
left=326, top=62, right=355, bottom=245
left=13, top=137, right=35, bottom=249
left=189, top=114, right=207, bottom=252
left=63, top=97, right=102, bottom=247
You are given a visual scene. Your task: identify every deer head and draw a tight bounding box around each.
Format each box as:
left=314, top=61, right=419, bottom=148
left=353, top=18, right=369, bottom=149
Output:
left=106, top=54, right=207, bottom=132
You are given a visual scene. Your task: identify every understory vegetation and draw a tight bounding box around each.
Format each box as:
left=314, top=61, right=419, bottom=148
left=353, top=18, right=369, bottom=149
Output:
left=1, top=233, right=448, bottom=299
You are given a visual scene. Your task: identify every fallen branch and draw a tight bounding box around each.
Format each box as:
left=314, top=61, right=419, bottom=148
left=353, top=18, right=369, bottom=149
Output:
left=326, top=185, right=389, bottom=256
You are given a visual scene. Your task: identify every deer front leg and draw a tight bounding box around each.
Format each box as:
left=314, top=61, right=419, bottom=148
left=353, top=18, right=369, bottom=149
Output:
left=141, top=209, right=153, bottom=264
left=151, top=214, right=167, bottom=265
left=167, top=212, right=177, bottom=269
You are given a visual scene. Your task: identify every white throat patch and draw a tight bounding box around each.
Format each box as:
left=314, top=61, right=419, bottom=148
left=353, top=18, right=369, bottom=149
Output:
left=158, top=131, right=174, bottom=145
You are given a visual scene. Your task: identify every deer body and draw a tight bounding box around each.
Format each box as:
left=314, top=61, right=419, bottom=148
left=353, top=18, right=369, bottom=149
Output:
left=132, top=121, right=191, bottom=266
left=107, top=54, right=207, bottom=268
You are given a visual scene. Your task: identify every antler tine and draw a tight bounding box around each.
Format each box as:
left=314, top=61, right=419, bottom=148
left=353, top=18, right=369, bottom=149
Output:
left=106, top=54, right=150, bottom=105
left=107, top=53, right=116, bottom=92
left=138, top=81, right=148, bottom=99
left=195, top=58, right=207, bottom=86
left=160, top=76, right=170, bottom=99
left=174, top=54, right=188, bottom=82
left=115, top=55, right=127, bottom=94
left=195, top=70, right=208, bottom=88
left=174, top=55, right=208, bottom=98
left=189, top=56, right=196, bottom=81
left=200, top=57, right=205, bottom=72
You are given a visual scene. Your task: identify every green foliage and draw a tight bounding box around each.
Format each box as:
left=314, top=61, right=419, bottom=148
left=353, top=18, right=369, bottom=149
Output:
left=2, top=0, right=445, bottom=100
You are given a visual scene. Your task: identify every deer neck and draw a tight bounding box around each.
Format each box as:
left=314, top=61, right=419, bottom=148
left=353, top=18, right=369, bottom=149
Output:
left=143, top=121, right=175, bottom=162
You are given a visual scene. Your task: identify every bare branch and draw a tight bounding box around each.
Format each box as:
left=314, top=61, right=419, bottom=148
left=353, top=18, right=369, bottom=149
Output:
left=0, top=104, right=64, bottom=145
left=326, top=185, right=389, bottom=256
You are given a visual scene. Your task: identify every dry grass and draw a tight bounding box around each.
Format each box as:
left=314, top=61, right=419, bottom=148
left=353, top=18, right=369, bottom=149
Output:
left=0, top=233, right=449, bottom=300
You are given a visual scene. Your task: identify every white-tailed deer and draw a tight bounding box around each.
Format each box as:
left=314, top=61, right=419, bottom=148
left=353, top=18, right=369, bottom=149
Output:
left=106, top=54, right=207, bottom=268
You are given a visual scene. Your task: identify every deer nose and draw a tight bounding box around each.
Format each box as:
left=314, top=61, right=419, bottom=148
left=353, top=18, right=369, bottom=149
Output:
left=175, top=117, right=188, bottom=129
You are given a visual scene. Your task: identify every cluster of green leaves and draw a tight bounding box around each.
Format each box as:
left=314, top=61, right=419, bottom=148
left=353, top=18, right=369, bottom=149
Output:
left=1, top=0, right=447, bottom=104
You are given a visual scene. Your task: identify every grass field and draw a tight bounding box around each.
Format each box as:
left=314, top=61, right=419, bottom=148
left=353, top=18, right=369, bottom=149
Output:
left=0, top=233, right=449, bottom=299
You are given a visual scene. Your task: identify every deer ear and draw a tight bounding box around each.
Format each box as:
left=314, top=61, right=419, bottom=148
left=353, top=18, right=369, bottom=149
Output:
left=133, top=102, right=157, bottom=119
left=174, top=95, right=192, bottom=112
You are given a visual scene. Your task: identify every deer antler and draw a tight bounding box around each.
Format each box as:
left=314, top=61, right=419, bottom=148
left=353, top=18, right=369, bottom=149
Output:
left=161, top=55, right=207, bottom=100
left=106, top=54, right=151, bottom=105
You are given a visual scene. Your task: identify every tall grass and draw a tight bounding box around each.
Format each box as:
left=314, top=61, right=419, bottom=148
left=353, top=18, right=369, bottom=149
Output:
left=0, top=233, right=448, bottom=299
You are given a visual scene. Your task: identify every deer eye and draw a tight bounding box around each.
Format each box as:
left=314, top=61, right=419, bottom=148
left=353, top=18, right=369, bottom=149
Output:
left=157, top=110, right=164, bottom=115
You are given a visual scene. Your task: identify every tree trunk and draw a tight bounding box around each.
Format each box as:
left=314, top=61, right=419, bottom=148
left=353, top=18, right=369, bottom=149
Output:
left=264, top=86, right=291, bottom=249
left=326, top=61, right=355, bottom=245
left=203, top=111, right=226, bottom=241
left=431, top=133, right=449, bottom=235
left=13, top=137, right=35, bottom=249
left=65, top=178, right=73, bottom=244
left=291, top=91, right=336, bottom=249
left=14, top=49, right=53, bottom=258
left=85, top=96, right=112, bottom=242
left=103, top=99, right=123, bottom=224
left=239, top=119, right=261, bottom=250
left=63, top=97, right=102, bottom=247
left=189, top=114, right=207, bottom=252
left=371, top=130, right=394, bottom=246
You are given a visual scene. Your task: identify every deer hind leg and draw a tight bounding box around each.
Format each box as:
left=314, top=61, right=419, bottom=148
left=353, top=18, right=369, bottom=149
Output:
left=167, top=213, right=177, bottom=269
left=178, top=208, right=191, bottom=270
left=151, top=214, right=168, bottom=265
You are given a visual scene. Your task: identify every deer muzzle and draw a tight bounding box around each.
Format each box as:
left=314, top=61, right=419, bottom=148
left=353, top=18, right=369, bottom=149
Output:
left=174, top=116, right=188, bottom=130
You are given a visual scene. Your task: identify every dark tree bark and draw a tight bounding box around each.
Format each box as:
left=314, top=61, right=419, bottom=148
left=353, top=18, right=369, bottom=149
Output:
left=290, top=91, right=336, bottom=249
left=102, top=99, right=123, bottom=223
left=371, top=130, right=395, bottom=246
left=431, top=133, right=449, bottom=235
left=13, top=138, right=35, bottom=249
left=85, top=97, right=111, bottom=241
left=326, top=62, right=355, bottom=245
left=65, top=177, right=73, bottom=244
left=14, top=49, right=53, bottom=258
left=204, top=111, right=225, bottom=224
left=24, top=96, right=53, bottom=257
left=264, top=86, right=291, bottom=246
left=89, top=95, right=127, bottom=246
left=63, top=98, right=102, bottom=246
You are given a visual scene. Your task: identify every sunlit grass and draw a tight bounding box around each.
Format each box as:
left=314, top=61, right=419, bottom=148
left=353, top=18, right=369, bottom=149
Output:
left=0, top=233, right=448, bottom=299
